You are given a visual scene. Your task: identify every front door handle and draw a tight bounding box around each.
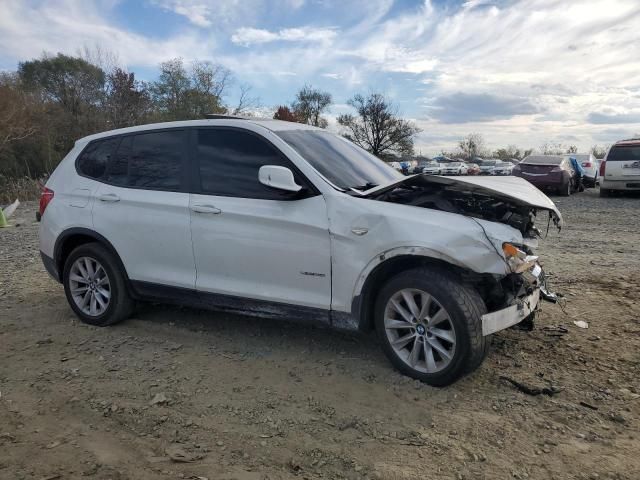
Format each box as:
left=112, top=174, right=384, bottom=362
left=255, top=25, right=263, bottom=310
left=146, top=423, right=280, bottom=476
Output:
left=98, top=193, right=120, bottom=203
left=191, top=204, right=222, bottom=214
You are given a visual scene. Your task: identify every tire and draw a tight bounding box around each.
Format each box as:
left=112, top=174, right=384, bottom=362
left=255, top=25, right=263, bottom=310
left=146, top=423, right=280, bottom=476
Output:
left=374, top=267, right=488, bottom=386
left=600, top=188, right=611, bottom=197
left=63, top=242, right=134, bottom=326
left=560, top=181, right=571, bottom=196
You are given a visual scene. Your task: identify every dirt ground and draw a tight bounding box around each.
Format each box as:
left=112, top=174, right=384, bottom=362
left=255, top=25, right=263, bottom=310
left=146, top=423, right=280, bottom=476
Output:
left=1, top=190, right=639, bottom=480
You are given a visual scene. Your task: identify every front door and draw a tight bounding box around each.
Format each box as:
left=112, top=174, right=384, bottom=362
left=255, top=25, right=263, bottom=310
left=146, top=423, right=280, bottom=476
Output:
left=189, top=127, right=332, bottom=311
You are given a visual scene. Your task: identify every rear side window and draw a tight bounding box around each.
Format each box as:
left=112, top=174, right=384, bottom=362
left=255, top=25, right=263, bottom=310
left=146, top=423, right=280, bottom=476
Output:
left=196, top=128, right=306, bottom=200
left=128, top=131, right=183, bottom=190
left=607, top=146, right=640, bottom=161
left=99, top=130, right=184, bottom=191
left=77, top=137, right=120, bottom=179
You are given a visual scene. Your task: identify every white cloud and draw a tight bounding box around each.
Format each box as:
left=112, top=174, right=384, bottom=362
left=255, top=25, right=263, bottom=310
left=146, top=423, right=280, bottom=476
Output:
left=0, top=0, right=217, bottom=68
left=231, top=26, right=338, bottom=47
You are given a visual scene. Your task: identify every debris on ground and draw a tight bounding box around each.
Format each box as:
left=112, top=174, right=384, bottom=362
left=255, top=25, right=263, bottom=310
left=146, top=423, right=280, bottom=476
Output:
left=499, top=376, right=563, bottom=397
left=573, top=320, right=589, bottom=329
left=165, top=444, right=206, bottom=463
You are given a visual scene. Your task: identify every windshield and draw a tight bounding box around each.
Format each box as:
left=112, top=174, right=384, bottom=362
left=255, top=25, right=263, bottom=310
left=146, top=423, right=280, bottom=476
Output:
left=522, top=155, right=564, bottom=165
left=481, top=160, right=497, bottom=166
left=276, top=130, right=402, bottom=190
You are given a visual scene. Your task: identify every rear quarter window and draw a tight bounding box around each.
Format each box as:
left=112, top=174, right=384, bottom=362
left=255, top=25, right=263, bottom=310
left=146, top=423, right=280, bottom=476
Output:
left=77, top=137, right=120, bottom=179
left=607, top=145, right=640, bottom=161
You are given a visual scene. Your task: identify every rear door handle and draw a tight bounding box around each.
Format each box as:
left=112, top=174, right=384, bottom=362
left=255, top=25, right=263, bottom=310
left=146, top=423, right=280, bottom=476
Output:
left=98, top=193, right=120, bottom=203
left=191, top=204, right=222, bottom=214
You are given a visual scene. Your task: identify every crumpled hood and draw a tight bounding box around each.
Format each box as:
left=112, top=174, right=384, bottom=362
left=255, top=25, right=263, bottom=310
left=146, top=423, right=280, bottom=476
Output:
left=362, top=174, right=563, bottom=228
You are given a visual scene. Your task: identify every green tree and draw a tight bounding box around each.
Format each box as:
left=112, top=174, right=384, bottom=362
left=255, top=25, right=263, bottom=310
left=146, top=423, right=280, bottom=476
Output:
left=338, top=92, right=419, bottom=157
left=292, top=85, right=332, bottom=127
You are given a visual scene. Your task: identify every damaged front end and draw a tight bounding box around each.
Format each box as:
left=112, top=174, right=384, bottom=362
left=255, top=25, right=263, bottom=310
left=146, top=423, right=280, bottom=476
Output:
left=362, top=174, right=562, bottom=335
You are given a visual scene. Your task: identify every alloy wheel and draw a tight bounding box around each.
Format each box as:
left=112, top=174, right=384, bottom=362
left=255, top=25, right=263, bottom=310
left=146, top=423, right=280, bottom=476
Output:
left=383, top=288, right=457, bottom=373
left=69, top=256, right=111, bottom=317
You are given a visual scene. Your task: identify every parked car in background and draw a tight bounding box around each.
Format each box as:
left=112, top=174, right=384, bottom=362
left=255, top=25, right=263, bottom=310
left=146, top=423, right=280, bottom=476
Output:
left=389, top=161, right=402, bottom=172
left=37, top=117, right=561, bottom=386
left=466, top=163, right=481, bottom=175
left=493, top=161, right=514, bottom=176
left=400, top=161, right=411, bottom=175
left=512, top=155, right=578, bottom=196
left=570, top=153, right=598, bottom=187
left=442, top=162, right=468, bottom=175
left=413, top=159, right=432, bottom=174
left=599, top=139, right=640, bottom=196
left=422, top=161, right=442, bottom=175
left=478, top=159, right=498, bottom=175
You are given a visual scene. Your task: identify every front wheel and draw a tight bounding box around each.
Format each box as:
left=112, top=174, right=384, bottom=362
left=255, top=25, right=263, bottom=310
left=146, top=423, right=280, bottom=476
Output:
left=374, top=267, right=488, bottom=386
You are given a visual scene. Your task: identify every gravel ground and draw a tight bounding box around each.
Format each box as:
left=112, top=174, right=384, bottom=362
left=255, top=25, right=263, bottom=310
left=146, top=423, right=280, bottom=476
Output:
left=1, top=189, right=639, bottom=480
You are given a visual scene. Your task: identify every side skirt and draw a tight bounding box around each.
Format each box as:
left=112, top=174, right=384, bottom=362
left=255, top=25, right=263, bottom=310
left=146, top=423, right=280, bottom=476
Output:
left=129, top=281, right=357, bottom=329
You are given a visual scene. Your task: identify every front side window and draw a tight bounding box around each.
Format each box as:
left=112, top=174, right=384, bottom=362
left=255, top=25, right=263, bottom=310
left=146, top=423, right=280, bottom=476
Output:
left=196, top=128, right=306, bottom=200
left=276, top=130, right=401, bottom=191
left=77, top=137, right=120, bottom=179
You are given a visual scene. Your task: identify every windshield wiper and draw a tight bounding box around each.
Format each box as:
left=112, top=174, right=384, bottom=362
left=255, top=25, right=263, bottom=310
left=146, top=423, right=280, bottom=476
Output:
left=350, top=182, right=379, bottom=191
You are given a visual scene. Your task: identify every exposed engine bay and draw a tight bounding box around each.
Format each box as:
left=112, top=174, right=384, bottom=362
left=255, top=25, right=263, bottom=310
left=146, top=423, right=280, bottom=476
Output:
left=362, top=174, right=563, bottom=237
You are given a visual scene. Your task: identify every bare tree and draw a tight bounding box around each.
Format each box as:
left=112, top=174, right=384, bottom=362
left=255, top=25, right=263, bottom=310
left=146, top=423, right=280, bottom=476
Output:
left=338, top=92, right=420, bottom=157
left=458, top=133, right=487, bottom=160
left=0, top=74, right=36, bottom=149
left=291, top=85, right=332, bottom=127
left=232, top=83, right=261, bottom=115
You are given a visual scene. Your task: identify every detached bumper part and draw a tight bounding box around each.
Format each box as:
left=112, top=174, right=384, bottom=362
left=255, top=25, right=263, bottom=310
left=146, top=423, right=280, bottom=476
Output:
left=482, top=289, right=540, bottom=336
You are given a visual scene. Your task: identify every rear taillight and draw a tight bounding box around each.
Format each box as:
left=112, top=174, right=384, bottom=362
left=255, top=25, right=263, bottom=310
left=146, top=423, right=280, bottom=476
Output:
left=39, top=187, right=54, bottom=218
left=599, top=160, right=606, bottom=176
left=582, top=162, right=592, bottom=168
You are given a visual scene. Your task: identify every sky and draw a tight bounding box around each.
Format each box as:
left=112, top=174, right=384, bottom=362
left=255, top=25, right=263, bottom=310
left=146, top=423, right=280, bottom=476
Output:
left=1, top=0, right=640, bottom=155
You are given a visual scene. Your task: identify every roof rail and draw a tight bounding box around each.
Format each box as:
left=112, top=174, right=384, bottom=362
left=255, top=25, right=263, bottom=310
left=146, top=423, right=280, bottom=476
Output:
left=204, top=113, right=246, bottom=120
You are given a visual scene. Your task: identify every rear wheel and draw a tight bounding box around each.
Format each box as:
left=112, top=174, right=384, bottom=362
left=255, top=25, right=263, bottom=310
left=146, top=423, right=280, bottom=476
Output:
left=63, top=243, right=134, bottom=326
left=374, top=267, right=488, bottom=386
left=560, top=181, right=572, bottom=196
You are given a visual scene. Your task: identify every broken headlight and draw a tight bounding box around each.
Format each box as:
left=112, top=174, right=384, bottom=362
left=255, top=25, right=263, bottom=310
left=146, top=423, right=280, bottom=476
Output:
left=502, top=243, right=539, bottom=274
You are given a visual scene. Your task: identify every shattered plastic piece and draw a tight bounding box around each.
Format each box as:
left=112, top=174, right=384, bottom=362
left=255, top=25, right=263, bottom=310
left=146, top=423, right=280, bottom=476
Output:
left=573, top=320, right=589, bottom=329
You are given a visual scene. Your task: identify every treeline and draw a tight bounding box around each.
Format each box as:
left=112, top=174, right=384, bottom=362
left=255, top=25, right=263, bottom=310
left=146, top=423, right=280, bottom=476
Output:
left=0, top=51, right=260, bottom=179
left=438, top=133, right=609, bottom=162
left=0, top=50, right=421, bottom=183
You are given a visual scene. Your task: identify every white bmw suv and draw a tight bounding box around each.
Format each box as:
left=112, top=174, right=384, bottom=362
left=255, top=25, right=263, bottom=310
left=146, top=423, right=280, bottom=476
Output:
left=39, top=118, right=562, bottom=386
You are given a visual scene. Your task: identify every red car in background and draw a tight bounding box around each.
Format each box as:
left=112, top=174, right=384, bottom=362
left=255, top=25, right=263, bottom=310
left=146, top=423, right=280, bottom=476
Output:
left=512, top=155, right=578, bottom=196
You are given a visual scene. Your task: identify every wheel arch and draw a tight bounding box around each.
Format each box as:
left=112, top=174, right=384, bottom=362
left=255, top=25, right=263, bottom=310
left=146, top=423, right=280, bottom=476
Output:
left=54, top=228, right=130, bottom=283
left=351, top=248, right=488, bottom=332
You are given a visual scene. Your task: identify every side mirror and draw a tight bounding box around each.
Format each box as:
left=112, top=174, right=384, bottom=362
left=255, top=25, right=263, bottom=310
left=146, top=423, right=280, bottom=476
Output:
left=258, top=165, right=302, bottom=193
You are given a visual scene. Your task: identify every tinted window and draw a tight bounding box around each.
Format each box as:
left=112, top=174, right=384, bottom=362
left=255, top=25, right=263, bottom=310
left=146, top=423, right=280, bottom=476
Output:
left=128, top=131, right=183, bottom=190
left=197, top=129, right=304, bottom=199
left=608, top=146, right=640, bottom=161
left=77, top=137, right=120, bottom=179
left=276, top=130, right=401, bottom=191
left=105, top=136, right=131, bottom=186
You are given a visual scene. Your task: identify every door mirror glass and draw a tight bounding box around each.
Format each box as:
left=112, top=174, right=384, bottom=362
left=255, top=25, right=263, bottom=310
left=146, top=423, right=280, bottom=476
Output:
left=258, top=165, right=302, bottom=192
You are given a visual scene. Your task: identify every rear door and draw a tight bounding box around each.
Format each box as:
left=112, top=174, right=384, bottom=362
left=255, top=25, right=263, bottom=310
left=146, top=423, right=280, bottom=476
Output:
left=605, top=145, right=640, bottom=181
left=189, top=127, right=332, bottom=311
left=91, top=129, right=196, bottom=289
